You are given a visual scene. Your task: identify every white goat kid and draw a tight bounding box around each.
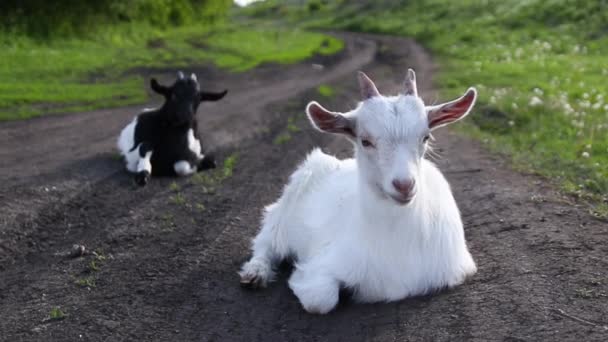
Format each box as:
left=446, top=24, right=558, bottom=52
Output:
left=239, top=69, right=478, bottom=314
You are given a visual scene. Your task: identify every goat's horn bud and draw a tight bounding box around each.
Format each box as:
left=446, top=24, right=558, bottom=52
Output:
left=404, top=68, right=418, bottom=96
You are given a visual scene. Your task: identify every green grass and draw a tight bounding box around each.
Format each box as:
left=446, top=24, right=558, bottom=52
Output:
left=244, top=0, right=608, bottom=215
left=273, top=132, right=292, bottom=145
left=169, top=193, right=186, bottom=205
left=48, top=307, right=66, bottom=321
left=222, top=152, right=238, bottom=178
left=317, top=84, right=335, bottom=97
left=169, top=181, right=181, bottom=192
left=286, top=116, right=300, bottom=133
left=75, top=276, right=96, bottom=288
left=192, top=152, right=239, bottom=190
left=0, top=21, right=342, bottom=120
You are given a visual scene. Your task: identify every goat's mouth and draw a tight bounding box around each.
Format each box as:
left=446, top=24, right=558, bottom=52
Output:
left=389, top=193, right=416, bottom=205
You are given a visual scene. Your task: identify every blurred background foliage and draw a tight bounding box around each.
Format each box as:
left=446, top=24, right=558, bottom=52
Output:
left=0, top=0, right=232, bottom=38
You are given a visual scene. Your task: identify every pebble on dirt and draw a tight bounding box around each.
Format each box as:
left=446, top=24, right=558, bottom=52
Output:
left=69, top=244, right=86, bottom=258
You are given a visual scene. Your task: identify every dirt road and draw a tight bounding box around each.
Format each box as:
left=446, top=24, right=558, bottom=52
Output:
left=1, top=33, right=607, bottom=342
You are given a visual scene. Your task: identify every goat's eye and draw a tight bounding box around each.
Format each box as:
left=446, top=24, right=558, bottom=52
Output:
left=422, top=134, right=430, bottom=143
left=361, top=139, right=374, bottom=148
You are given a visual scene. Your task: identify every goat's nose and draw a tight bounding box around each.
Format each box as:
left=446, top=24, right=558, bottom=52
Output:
left=392, top=178, right=415, bottom=196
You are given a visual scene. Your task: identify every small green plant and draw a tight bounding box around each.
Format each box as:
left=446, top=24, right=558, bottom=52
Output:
left=87, top=250, right=106, bottom=272
left=286, top=117, right=300, bottom=133
left=195, top=203, right=206, bottom=212
left=75, top=276, right=96, bottom=288
left=317, top=84, right=334, bottom=98
left=170, top=193, right=186, bottom=205
left=575, top=288, right=598, bottom=299
left=169, top=182, right=180, bottom=192
left=92, top=250, right=106, bottom=262
left=274, top=132, right=292, bottom=145
left=88, top=260, right=100, bottom=272
left=222, top=153, right=239, bottom=178
left=191, top=152, right=238, bottom=191
left=48, top=307, right=66, bottom=321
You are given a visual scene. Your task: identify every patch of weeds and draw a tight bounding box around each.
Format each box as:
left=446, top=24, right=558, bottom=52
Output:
left=169, top=182, right=180, bottom=192
left=274, top=132, right=292, bottom=145
left=160, top=213, right=177, bottom=232
left=590, top=202, right=608, bottom=220
left=575, top=287, right=606, bottom=299
left=222, top=153, right=238, bottom=178
left=87, top=250, right=107, bottom=273
left=286, top=116, right=300, bottom=133
left=170, top=193, right=186, bottom=205
left=92, top=250, right=106, bottom=262
left=75, top=276, right=96, bottom=288
left=317, top=84, right=335, bottom=97
left=88, top=260, right=100, bottom=272
left=192, top=152, right=239, bottom=191
left=48, top=307, right=66, bottom=321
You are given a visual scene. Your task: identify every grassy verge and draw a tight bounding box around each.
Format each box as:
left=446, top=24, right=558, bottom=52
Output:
left=244, top=0, right=608, bottom=216
left=0, top=22, right=342, bottom=120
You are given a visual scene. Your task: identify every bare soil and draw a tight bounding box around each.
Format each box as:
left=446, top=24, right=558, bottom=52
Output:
left=0, top=33, right=607, bottom=342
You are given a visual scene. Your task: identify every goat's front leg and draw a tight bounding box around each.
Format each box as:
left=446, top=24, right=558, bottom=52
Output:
left=135, top=142, right=154, bottom=186
left=288, top=262, right=340, bottom=314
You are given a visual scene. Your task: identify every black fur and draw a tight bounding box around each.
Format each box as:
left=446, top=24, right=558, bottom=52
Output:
left=130, top=72, right=227, bottom=181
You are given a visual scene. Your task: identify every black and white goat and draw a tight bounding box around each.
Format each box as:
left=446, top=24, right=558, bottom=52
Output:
left=117, top=72, right=227, bottom=186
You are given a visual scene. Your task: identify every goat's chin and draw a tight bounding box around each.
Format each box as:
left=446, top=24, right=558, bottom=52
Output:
left=389, top=193, right=415, bottom=206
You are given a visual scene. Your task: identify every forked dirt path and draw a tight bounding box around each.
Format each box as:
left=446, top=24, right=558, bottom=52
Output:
left=0, top=33, right=607, bottom=342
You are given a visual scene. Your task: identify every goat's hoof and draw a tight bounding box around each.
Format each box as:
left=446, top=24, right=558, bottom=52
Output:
left=135, top=171, right=150, bottom=186
left=198, top=154, right=217, bottom=171
left=239, top=274, right=264, bottom=289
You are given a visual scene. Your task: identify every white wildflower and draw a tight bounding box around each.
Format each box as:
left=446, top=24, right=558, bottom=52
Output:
left=581, top=151, right=590, bottom=158
left=515, top=48, right=523, bottom=58
left=529, top=96, right=543, bottom=107
left=508, top=120, right=515, bottom=127
left=533, top=88, right=544, bottom=96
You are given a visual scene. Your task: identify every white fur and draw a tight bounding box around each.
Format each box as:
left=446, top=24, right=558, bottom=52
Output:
left=137, top=151, right=153, bottom=173
left=174, top=160, right=196, bottom=176
left=240, top=73, right=477, bottom=314
left=186, top=128, right=204, bottom=160
left=117, top=117, right=139, bottom=172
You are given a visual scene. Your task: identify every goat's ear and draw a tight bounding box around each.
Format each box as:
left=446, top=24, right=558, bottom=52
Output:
left=358, top=71, right=380, bottom=100
left=199, top=89, right=228, bottom=102
left=150, top=78, right=169, bottom=96
left=427, top=88, right=477, bottom=130
left=306, top=101, right=356, bottom=138
left=403, top=68, right=417, bottom=96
